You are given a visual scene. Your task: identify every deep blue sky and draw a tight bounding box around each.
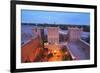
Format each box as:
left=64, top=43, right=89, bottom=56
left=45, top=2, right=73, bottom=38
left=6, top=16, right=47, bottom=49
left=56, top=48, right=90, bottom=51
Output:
left=21, top=10, right=90, bottom=25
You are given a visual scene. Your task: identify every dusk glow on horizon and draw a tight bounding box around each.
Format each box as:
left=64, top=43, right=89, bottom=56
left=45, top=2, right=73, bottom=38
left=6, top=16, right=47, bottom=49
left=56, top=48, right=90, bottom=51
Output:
left=21, top=10, right=90, bottom=25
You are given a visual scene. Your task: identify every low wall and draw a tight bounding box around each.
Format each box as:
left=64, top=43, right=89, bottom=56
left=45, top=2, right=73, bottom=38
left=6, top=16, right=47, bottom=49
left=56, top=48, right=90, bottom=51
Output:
left=78, top=39, right=90, bottom=59
left=66, top=40, right=90, bottom=60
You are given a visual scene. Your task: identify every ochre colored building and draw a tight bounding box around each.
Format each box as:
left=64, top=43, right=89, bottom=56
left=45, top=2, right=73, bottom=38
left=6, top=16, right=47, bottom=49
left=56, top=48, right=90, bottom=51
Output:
left=21, top=37, right=42, bottom=62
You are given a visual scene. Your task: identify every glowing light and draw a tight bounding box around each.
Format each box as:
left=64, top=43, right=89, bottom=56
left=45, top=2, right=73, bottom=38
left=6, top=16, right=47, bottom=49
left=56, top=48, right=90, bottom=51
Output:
left=54, top=50, right=57, bottom=53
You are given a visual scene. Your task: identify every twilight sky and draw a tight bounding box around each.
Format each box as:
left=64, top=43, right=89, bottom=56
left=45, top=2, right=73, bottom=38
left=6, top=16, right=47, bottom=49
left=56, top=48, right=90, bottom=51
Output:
left=21, top=10, right=90, bottom=25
